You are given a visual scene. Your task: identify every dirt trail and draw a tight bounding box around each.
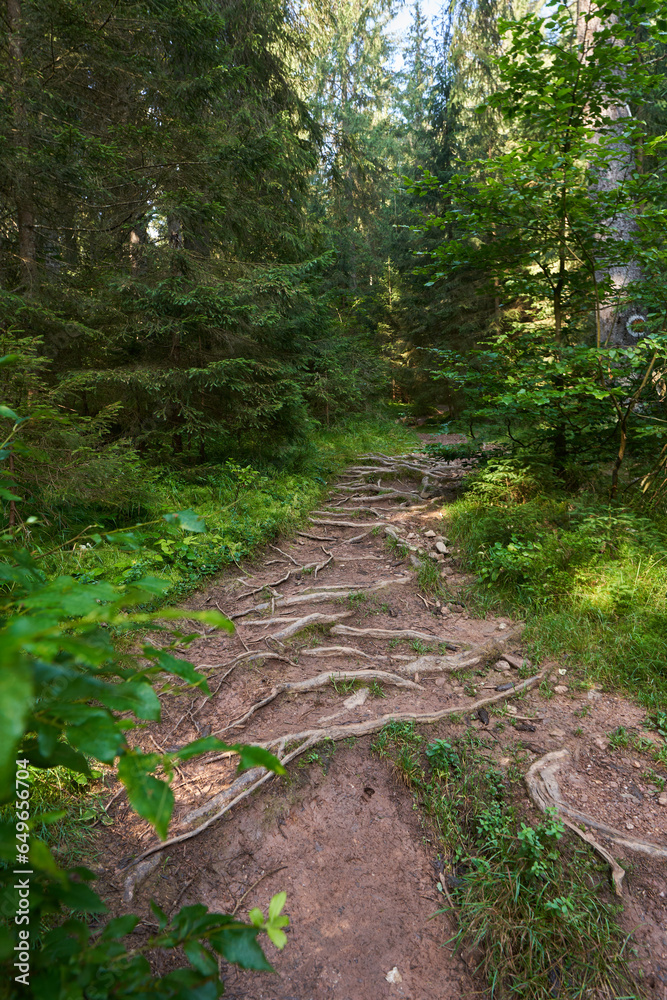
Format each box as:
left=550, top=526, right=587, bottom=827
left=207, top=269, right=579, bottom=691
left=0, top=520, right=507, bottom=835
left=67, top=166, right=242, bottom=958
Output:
left=99, top=439, right=667, bottom=998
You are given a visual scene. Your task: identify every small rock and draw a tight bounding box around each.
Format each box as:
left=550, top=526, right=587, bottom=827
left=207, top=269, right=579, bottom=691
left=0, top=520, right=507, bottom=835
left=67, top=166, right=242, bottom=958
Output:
left=632, top=761, right=642, bottom=769
left=587, top=690, right=602, bottom=702
left=554, top=684, right=568, bottom=694
left=440, top=606, right=449, bottom=616
left=507, top=705, right=517, bottom=715
left=440, top=566, right=454, bottom=577
left=435, top=541, right=448, bottom=554
left=515, top=722, right=536, bottom=732
left=499, top=757, right=511, bottom=766
left=477, top=707, right=490, bottom=726
left=497, top=623, right=508, bottom=631
left=549, top=728, right=566, bottom=738
left=494, top=659, right=511, bottom=672
left=407, top=532, right=416, bottom=539
left=626, top=822, right=635, bottom=830
left=435, top=677, right=446, bottom=687
left=593, top=736, right=608, bottom=750
left=659, top=792, right=667, bottom=806
left=424, top=529, right=436, bottom=538
left=558, top=668, right=567, bottom=676
left=385, top=968, right=403, bottom=984
left=435, top=599, right=441, bottom=608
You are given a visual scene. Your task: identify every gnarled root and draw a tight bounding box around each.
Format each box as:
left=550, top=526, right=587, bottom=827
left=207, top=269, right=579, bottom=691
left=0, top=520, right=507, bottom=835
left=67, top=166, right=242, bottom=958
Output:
left=213, top=668, right=424, bottom=736
left=331, top=624, right=460, bottom=649
left=122, top=670, right=546, bottom=892
left=525, top=749, right=667, bottom=896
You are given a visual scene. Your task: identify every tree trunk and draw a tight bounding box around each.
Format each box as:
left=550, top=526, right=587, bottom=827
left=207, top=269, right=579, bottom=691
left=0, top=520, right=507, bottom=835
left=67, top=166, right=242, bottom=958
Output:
left=577, top=1, right=642, bottom=345
left=7, top=0, right=37, bottom=290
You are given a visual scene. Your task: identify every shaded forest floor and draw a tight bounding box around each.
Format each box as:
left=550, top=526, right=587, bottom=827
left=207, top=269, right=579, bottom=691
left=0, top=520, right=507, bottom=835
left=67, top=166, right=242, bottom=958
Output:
left=96, top=436, right=667, bottom=999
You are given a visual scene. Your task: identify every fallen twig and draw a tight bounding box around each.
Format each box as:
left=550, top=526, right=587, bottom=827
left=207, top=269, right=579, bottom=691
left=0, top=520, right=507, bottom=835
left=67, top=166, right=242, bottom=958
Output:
left=231, top=866, right=288, bottom=916
left=268, top=544, right=299, bottom=566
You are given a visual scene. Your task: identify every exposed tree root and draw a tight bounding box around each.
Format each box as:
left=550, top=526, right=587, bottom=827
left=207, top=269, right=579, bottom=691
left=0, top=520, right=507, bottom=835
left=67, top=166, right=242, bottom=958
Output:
left=267, top=544, right=299, bottom=565
left=309, top=518, right=388, bottom=528
left=331, top=624, right=460, bottom=649
left=298, top=645, right=388, bottom=660
left=313, top=507, right=386, bottom=517
left=236, top=555, right=334, bottom=599
left=244, top=611, right=354, bottom=641
left=525, top=750, right=667, bottom=896
left=121, top=670, right=546, bottom=894
left=232, top=577, right=410, bottom=619
left=297, top=648, right=482, bottom=673
left=332, top=484, right=422, bottom=497
left=213, top=669, right=424, bottom=736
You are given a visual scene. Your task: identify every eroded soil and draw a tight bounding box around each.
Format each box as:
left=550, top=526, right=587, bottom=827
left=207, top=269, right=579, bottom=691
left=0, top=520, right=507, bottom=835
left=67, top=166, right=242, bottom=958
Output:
left=96, top=437, right=667, bottom=998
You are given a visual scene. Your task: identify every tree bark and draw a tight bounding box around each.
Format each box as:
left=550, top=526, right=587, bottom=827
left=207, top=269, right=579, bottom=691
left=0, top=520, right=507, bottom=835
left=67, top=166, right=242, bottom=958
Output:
left=7, top=0, right=37, bottom=290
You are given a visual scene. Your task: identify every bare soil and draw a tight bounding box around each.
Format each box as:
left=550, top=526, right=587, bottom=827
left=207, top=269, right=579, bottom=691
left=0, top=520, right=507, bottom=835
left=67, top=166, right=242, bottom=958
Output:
left=95, top=440, right=667, bottom=998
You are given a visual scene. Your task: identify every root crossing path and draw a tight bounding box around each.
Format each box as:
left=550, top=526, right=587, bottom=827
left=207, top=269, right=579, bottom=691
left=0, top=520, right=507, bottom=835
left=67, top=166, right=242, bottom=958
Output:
left=99, top=442, right=667, bottom=999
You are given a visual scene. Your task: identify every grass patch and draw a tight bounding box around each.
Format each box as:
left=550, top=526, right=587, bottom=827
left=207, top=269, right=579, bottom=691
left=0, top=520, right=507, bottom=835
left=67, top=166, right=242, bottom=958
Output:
left=0, top=765, right=108, bottom=866
left=33, top=416, right=418, bottom=606
left=444, top=457, right=667, bottom=711
left=373, top=721, right=636, bottom=999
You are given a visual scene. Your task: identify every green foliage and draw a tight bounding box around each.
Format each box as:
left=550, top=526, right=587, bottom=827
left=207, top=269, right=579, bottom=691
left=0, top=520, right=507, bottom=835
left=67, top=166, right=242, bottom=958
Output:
left=410, top=0, right=667, bottom=487
left=446, top=458, right=667, bottom=709
left=0, top=389, right=293, bottom=994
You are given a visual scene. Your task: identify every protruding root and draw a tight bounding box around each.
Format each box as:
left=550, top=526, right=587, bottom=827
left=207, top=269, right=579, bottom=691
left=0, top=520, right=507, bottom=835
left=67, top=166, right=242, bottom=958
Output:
left=243, top=611, right=354, bottom=641
left=213, top=668, right=425, bottom=736
left=122, top=670, right=546, bottom=888
left=331, top=624, right=460, bottom=649
left=525, top=749, right=667, bottom=897
left=232, top=577, right=410, bottom=619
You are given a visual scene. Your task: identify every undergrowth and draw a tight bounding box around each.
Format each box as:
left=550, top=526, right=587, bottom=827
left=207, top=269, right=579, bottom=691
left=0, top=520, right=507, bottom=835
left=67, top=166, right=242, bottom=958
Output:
left=372, top=721, right=636, bottom=1000
left=444, top=456, right=667, bottom=710
left=28, top=416, right=417, bottom=606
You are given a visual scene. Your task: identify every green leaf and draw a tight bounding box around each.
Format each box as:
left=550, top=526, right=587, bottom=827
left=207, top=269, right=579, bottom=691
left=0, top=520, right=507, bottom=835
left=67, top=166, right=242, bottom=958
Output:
left=209, top=923, right=273, bottom=971
left=64, top=710, right=124, bottom=763
left=0, top=665, right=33, bottom=799
left=148, top=649, right=210, bottom=692
left=247, top=908, right=264, bottom=928
left=266, top=925, right=287, bottom=949
left=268, top=891, right=287, bottom=922
left=118, top=753, right=174, bottom=840
left=162, top=510, right=207, bottom=533
left=236, top=745, right=286, bottom=775
left=19, top=735, right=91, bottom=776
left=29, top=838, right=64, bottom=879
left=183, top=939, right=219, bottom=976
left=99, top=914, right=140, bottom=941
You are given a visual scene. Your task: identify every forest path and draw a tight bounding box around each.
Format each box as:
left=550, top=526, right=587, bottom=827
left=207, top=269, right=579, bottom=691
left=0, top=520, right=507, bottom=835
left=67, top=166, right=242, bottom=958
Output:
left=101, top=440, right=667, bottom=998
